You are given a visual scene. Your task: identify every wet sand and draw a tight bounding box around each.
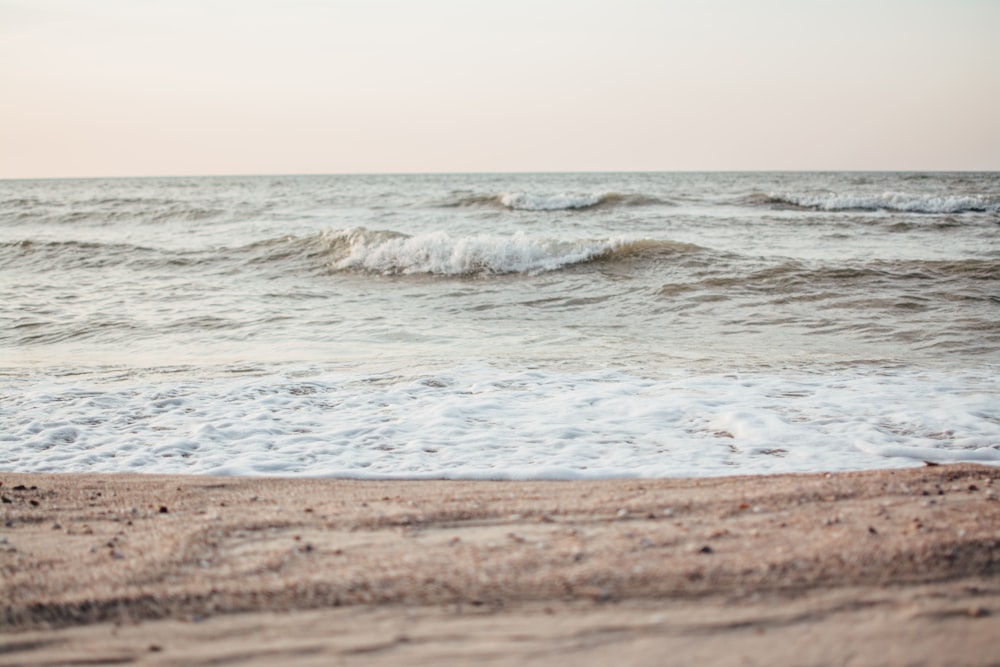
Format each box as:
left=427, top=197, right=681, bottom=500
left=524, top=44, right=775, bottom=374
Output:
left=2, top=464, right=998, bottom=665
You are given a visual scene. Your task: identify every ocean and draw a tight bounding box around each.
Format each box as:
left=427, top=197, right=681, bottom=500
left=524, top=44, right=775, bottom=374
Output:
left=1, top=172, right=998, bottom=478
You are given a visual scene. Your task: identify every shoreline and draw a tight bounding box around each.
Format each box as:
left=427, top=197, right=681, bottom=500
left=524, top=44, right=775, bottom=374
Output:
left=3, top=465, right=999, bottom=665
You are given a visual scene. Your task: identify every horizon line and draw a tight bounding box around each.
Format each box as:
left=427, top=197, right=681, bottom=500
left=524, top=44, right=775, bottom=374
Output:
left=4, top=168, right=999, bottom=182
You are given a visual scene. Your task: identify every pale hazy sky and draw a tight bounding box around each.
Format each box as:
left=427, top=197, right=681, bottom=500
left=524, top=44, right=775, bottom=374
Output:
left=1, top=0, right=998, bottom=178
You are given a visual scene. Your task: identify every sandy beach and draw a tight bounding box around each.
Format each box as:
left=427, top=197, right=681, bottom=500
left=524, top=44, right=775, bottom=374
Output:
left=2, top=464, right=998, bottom=666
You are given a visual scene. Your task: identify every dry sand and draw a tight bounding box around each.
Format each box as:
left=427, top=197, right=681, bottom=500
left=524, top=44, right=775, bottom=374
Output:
left=2, top=464, right=998, bottom=666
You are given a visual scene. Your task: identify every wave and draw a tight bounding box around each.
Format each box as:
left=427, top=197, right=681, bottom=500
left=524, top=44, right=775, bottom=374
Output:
left=657, top=258, right=999, bottom=300
left=443, top=191, right=666, bottom=211
left=0, top=239, right=167, bottom=270
left=0, top=194, right=248, bottom=227
left=1, top=232, right=698, bottom=277
left=1, top=204, right=229, bottom=226
left=321, top=228, right=700, bottom=276
left=752, top=192, right=1000, bottom=214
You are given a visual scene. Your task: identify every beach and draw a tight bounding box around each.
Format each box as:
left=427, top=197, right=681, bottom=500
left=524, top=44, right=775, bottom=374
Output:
left=3, top=464, right=998, bottom=665
left=2, top=172, right=998, bottom=664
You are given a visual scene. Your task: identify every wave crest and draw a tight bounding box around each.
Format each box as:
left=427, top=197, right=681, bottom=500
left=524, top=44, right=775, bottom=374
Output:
left=322, top=228, right=698, bottom=276
left=445, top=192, right=664, bottom=211
left=754, top=192, right=1000, bottom=214
left=499, top=192, right=604, bottom=211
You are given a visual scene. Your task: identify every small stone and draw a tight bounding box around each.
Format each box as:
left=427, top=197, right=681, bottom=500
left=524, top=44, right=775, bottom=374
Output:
left=699, top=545, right=714, bottom=554
left=159, top=506, right=169, bottom=514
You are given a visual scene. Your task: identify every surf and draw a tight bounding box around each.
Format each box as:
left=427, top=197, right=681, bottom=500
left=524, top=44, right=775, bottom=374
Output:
left=321, top=228, right=703, bottom=276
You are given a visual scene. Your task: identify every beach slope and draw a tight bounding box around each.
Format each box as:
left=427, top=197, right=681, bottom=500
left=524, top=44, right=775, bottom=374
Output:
left=2, top=465, right=998, bottom=665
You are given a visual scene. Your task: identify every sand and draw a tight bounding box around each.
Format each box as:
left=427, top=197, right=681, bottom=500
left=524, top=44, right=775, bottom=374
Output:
left=2, top=464, right=998, bottom=666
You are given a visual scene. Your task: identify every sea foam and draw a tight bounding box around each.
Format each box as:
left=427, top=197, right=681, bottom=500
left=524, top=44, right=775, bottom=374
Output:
left=2, top=365, right=996, bottom=479
left=499, top=192, right=606, bottom=211
left=763, top=192, right=1000, bottom=214
left=325, top=228, right=632, bottom=275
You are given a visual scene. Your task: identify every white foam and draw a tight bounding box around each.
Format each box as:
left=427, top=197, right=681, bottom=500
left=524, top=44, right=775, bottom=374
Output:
left=772, top=192, right=999, bottom=214
left=327, top=229, right=618, bottom=275
left=2, top=365, right=996, bottom=479
left=499, top=192, right=605, bottom=211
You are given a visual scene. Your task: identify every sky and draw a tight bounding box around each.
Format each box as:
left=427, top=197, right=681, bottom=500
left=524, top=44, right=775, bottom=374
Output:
left=1, top=0, right=998, bottom=178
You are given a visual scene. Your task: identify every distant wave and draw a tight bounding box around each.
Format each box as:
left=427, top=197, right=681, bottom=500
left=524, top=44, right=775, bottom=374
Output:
left=443, top=192, right=667, bottom=211
left=0, top=202, right=228, bottom=226
left=752, top=192, right=1000, bottom=214
left=321, top=228, right=700, bottom=276
left=0, top=195, right=246, bottom=227
left=0, top=239, right=166, bottom=270
left=657, top=258, right=999, bottom=301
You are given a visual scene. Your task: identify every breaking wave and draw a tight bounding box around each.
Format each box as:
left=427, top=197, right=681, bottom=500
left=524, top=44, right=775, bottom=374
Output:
left=0, top=231, right=702, bottom=277
left=322, top=228, right=700, bottom=276
left=444, top=192, right=666, bottom=211
left=753, top=192, right=1000, bottom=214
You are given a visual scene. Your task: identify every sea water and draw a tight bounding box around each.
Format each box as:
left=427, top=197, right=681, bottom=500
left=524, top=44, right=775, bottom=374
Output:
left=1, top=172, right=998, bottom=478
